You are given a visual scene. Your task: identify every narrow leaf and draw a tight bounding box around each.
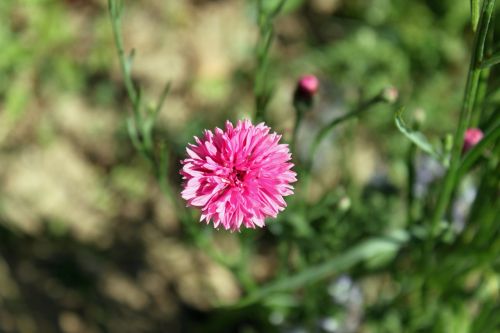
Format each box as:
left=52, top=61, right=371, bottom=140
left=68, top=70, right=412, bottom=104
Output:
left=154, top=81, right=172, bottom=117
left=395, top=108, right=441, bottom=160
left=270, top=0, right=288, bottom=18
left=125, top=48, right=136, bottom=75
left=233, top=231, right=408, bottom=307
left=471, top=0, right=481, bottom=32
left=480, top=52, right=500, bottom=68
left=126, top=117, right=142, bottom=152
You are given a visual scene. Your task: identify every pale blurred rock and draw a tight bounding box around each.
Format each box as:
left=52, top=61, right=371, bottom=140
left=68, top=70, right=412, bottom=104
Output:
left=250, top=253, right=277, bottom=282
left=156, top=96, right=190, bottom=136
left=147, top=237, right=241, bottom=310
left=2, top=141, right=115, bottom=242
left=138, top=271, right=178, bottom=315
left=189, top=1, right=254, bottom=80
left=175, top=255, right=241, bottom=309
left=311, top=0, right=341, bottom=13
left=52, top=95, right=118, bottom=164
left=124, top=9, right=190, bottom=88
left=101, top=272, right=150, bottom=310
left=350, top=134, right=377, bottom=186
left=59, top=312, right=87, bottom=333
left=153, top=195, right=180, bottom=233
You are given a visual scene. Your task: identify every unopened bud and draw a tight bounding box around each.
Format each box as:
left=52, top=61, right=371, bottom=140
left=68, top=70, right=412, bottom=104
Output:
left=297, top=75, right=319, bottom=96
left=381, top=86, right=399, bottom=104
left=463, top=128, right=483, bottom=153
left=293, top=75, right=319, bottom=112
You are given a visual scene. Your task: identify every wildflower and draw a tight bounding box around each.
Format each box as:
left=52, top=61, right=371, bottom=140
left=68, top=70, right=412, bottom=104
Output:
left=293, top=75, right=319, bottom=111
left=297, top=75, right=319, bottom=96
left=463, top=128, right=483, bottom=153
left=180, top=120, right=297, bottom=231
left=380, top=86, right=399, bottom=104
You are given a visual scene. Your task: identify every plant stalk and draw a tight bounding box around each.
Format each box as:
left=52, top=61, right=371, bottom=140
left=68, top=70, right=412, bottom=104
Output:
left=430, top=0, right=496, bottom=234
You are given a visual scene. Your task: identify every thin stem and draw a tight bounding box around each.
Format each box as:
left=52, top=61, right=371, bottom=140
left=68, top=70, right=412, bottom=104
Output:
left=108, top=1, right=236, bottom=269
left=472, top=15, right=494, bottom=126
left=291, top=109, right=302, bottom=157
left=108, top=0, right=138, bottom=107
left=108, top=0, right=190, bottom=225
left=407, top=133, right=417, bottom=225
left=306, top=96, right=383, bottom=169
left=253, top=0, right=287, bottom=122
left=430, top=0, right=496, bottom=234
left=480, top=52, right=500, bottom=68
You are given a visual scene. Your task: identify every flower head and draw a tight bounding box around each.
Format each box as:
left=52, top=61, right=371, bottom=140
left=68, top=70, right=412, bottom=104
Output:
left=293, top=75, right=319, bottom=112
left=297, top=75, right=319, bottom=96
left=380, top=86, right=399, bottom=104
left=180, top=120, right=297, bottom=231
left=463, top=128, right=483, bottom=153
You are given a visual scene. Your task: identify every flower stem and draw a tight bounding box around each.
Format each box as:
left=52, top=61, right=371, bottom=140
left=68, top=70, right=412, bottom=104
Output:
left=406, top=131, right=417, bottom=225
left=480, top=52, right=500, bottom=68
left=291, top=105, right=303, bottom=157
left=108, top=0, right=189, bottom=222
left=253, top=0, right=287, bottom=122
left=108, top=0, right=138, bottom=109
left=306, top=95, right=383, bottom=171
left=430, top=0, right=496, bottom=235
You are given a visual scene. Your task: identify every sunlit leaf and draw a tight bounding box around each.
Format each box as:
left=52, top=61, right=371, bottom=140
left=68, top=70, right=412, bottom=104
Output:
left=471, top=0, right=481, bottom=32
left=394, top=108, right=441, bottom=161
left=233, top=230, right=409, bottom=307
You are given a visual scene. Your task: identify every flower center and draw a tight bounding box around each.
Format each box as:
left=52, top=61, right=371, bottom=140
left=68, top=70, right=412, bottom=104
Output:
left=229, top=167, right=247, bottom=187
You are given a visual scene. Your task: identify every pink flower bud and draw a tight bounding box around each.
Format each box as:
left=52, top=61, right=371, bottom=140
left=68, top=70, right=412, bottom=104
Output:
left=381, top=86, right=399, bottom=104
left=463, top=128, right=483, bottom=153
left=297, top=75, right=319, bottom=96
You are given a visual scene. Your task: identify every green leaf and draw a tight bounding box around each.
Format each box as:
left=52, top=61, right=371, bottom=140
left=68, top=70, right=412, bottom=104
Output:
left=126, top=117, right=142, bottom=153
left=231, top=230, right=408, bottom=307
left=394, top=108, right=441, bottom=161
left=480, top=52, right=500, bottom=68
left=471, top=300, right=500, bottom=333
left=270, top=0, right=288, bottom=18
left=125, top=48, right=135, bottom=75
left=471, top=0, right=481, bottom=32
left=154, top=81, right=172, bottom=117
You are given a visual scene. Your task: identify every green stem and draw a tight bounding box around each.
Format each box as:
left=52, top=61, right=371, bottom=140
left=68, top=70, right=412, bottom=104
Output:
left=253, top=0, right=287, bottom=122
left=306, top=96, right=383, bottom=170
left=407, top=135, right=417, bottom=225
left=472, top=15, right=494, bottom=126
left=291, top=105, right=304, bottom=158
left=480, top=52, right=500, bottom=68
left=232, top=231, right=408, bottom=307
left=109, top=0, right=195, bottom=235
left=108, top=0, right=138, bottom=107
left=430, top=0, right=495, bottom=234
left=108, top=1, right=236, bottom=272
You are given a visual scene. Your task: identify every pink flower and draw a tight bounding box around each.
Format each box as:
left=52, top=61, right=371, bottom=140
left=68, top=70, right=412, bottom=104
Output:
left=463, top=128, right=483, bottom=153
left=180, top=120, right=297, bottom=231
left=297, top=75, right=319, bottom=96
left=381, top=86, right=399, bottom=104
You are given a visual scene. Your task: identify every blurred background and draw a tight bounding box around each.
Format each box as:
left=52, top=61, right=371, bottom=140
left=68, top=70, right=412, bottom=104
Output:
left=0, top=0, right=498, bottom=332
